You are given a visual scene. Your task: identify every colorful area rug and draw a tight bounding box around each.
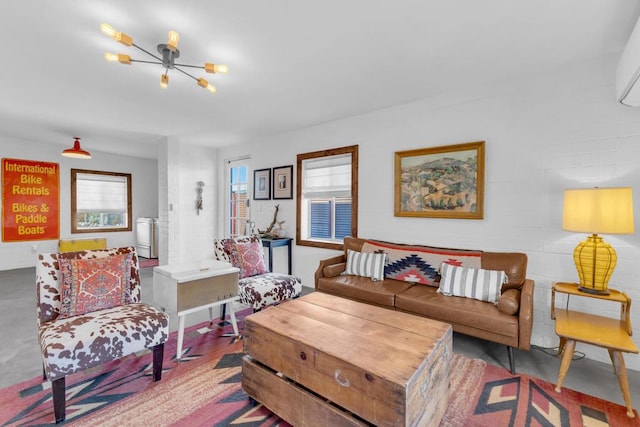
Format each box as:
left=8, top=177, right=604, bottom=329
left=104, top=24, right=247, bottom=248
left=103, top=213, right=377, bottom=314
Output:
left=1, top=310, right=637, bottom=426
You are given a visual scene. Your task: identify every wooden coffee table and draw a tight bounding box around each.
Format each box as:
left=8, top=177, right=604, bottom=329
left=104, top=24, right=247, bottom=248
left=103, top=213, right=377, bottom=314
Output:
left=242, top=292, right=452, bottom=426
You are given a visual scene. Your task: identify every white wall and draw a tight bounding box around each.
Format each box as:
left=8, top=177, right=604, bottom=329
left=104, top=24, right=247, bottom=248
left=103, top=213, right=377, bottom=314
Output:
left=218, top=54, right=640, bottom=370
left=158, top=139, right=219, bottom=265
left=0, top=137, right=158, bottom=270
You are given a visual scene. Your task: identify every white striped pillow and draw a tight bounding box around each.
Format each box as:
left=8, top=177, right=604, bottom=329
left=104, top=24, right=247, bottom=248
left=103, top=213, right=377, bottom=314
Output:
left=438, top=262, right=506, bottom=303
left=344, top=250, right=387, bottom=281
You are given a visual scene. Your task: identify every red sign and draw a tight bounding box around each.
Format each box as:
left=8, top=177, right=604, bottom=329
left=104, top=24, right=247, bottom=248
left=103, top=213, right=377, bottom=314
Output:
left=2, top=158, right=60, bottom=242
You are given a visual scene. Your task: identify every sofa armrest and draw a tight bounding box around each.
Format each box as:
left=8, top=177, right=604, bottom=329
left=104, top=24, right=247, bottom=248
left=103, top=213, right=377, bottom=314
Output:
left=518, top=279, right=535, bottom=350
left=314, top=254, right=346, bottom=289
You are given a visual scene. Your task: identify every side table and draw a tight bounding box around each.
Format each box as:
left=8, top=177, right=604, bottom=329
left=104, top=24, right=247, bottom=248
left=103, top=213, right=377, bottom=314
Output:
left=551, top=281, right=638, bottom=418
left=261, top=237, right=293, bottom=274
left=153, top=259, right=240, bottom=359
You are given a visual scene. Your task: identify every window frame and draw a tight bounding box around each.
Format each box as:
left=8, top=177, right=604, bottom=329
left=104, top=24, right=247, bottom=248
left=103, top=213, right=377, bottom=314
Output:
left=226, top=159, right=250, bottom=237
left=70, top=169, right=132, bottom=234
left=296, top=145, right=358, bottom=250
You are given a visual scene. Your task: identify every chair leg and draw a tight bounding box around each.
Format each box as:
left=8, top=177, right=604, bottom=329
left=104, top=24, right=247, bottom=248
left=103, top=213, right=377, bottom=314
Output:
left=217, top=303, right=228, bottom=327
left=153, top=343, right=164, bottom=381
left=51, top=377, right=66, bottom=423
left=507, top=346, right=515, bottom=375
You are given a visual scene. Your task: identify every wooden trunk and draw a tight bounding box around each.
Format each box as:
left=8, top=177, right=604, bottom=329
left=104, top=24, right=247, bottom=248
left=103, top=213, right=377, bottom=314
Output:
left=243, top=292, right=452, bottom=427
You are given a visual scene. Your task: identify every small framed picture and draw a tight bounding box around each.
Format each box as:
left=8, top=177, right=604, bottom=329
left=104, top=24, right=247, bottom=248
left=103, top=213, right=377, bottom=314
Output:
left=272, top=165, right=293, bottom=199
left=253, top=168, right=271, bottom=200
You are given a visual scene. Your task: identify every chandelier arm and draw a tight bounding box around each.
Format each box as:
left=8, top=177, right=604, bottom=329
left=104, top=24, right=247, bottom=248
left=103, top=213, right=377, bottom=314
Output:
left=132, top=43, right=164, bottom=62
left=173, top=63, right=206, bottom=69
left=173, top=66, right=199, bottom=81
left=130, top=59, right=163, bottom=65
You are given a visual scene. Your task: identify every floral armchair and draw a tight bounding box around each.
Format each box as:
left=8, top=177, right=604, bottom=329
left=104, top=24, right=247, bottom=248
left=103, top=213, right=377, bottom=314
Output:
left=36, top=246, right=169, bottom=423
left=214, top=235, right=302, bottom=310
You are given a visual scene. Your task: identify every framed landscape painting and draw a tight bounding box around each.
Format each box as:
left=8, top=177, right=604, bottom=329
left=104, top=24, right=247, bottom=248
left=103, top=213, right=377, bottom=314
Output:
left=394, top=141, right=485, bottom=219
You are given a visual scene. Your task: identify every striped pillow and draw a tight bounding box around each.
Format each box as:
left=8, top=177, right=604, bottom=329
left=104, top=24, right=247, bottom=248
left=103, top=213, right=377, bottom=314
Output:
left=438, top=262, right=506, bottom=303
left=344, top=249, right=387, bottom=281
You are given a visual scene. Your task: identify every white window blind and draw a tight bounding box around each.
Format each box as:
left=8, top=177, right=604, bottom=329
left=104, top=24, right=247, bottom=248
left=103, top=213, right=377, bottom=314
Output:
left=302, top=154, right=351, bottom=198
left=76, top=173, right=127, bottom=212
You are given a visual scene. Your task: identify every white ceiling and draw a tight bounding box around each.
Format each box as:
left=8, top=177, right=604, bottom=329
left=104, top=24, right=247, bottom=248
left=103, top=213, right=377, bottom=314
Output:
left=1, top=1, right=639, bottom=159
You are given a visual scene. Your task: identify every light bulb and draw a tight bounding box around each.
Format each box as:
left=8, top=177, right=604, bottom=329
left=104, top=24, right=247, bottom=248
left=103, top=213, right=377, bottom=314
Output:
left=104, top=52, right=118, bottom=62
left=204, top=63, right=229, bottom=74
left=104, top=53, right=131, bottom=64
left=160, top=74, right=169, bottom=89
left=100, top=23, right=117, bottom=37
left=197, top=78, right=217, bottom=93
left=167, top=30, right=180, bottom=50
left=100, top=22, right=133, bottom=46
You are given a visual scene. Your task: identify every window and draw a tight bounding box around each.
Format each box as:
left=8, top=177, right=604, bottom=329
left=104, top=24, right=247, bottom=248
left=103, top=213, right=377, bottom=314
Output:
left=226, top=159, right=250, bottom=236
left=71, top=169, right=132, bottom=233
left=297, top=145, right=358, bottom=250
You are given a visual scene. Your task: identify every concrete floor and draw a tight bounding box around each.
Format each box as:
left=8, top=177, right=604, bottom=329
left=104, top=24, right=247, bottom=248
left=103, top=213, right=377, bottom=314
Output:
left=2, top=266, right=638, bottom=409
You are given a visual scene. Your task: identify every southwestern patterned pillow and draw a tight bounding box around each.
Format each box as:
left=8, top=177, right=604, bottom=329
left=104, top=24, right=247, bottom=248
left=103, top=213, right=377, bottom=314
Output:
left=215, top=235, right=262, bottom=269
left=361, top=240, right=482, bottom=286
left=58, top=253, right=132, bottom=319
left=236, top=240, right=268, bottom=278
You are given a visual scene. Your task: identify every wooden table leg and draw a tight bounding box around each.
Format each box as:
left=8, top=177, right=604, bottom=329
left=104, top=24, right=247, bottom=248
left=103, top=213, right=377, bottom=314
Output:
left=176, top=314, right=186, bottom=360
left=554, top=339, right=575, bottom=392
left=609, top=350, right=636, bottom=418
left=557, top=337, right=567, bottom=356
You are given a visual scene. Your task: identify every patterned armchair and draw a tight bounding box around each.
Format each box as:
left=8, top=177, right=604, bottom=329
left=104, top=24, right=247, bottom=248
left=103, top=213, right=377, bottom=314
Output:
left=214, top=235, right=302, bottom=310
left=36, top=246, right=169, bottom=423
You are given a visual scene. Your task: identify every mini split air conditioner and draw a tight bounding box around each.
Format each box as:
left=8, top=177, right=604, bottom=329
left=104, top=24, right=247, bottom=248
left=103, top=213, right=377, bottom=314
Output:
left=617, top=16, right=640, bottom=106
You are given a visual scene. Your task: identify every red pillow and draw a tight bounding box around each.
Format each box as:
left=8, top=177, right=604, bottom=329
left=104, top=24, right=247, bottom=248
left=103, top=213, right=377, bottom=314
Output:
left=58, top=253, right=132, bottom=319
left=236, top=241, right=268, bottom=279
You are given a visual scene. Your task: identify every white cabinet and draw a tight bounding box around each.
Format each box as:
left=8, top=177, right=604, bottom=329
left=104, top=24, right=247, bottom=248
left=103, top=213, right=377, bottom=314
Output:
left=153, top=259, right=240, bottom=359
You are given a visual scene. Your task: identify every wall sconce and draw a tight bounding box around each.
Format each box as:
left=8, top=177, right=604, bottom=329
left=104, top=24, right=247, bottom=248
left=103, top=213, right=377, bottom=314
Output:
left=196, top=181, right=205, bottom=215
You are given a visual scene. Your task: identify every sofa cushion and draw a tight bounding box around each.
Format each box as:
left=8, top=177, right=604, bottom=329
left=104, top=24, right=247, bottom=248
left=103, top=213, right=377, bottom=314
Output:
left=481, top=252, right=528, bottom=289
left=344, top=250, right=386, bottom=281
left=438, top=262, right=506, bottom=304
left=58, top=253, right=132, bottom=319
left=317, top=276, right=414, bottom=308
left=395, top=285, right=518, bottom=338
left=361, top=240, right=482, bottom=286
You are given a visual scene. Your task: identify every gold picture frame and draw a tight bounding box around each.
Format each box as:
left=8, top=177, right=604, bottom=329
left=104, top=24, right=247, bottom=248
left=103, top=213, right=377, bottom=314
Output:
left=394, top=141, right=485, bottom=219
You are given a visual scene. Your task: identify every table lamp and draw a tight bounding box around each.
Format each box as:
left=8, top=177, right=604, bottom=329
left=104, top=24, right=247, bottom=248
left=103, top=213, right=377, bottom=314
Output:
left=562, top=187, right=634, bottom=295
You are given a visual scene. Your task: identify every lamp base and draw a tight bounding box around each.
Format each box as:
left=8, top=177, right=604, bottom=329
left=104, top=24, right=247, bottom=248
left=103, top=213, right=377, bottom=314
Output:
left=577, top=285, right=610, bottom=296
left=573, top=234, right=616, bottom=296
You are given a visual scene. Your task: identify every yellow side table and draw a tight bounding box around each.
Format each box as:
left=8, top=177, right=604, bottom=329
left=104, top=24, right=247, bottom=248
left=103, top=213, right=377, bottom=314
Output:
left=551, top=282, right=638, bottom=418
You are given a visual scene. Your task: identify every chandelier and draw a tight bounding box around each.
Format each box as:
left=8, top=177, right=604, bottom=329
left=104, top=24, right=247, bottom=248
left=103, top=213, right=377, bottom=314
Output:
left=100, top=23, right=228, bottom=93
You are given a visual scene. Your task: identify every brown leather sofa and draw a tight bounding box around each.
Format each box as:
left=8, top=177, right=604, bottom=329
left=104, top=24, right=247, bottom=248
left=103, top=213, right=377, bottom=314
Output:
left=314, top=236, right=534, bottom=374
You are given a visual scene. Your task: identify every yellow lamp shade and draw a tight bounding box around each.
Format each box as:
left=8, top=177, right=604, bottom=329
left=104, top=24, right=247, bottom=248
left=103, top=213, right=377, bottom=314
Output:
left=563, top=187, right=634, bottom=234
left=562, top=187, right=634, bottom=295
